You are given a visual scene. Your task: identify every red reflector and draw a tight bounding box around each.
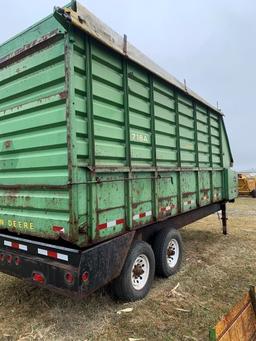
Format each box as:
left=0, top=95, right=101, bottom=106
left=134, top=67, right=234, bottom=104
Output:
left=15, top=257, right=21, bottom=266
left=12, top=242, right=19, bottom=249
left=96, top=223, right=107, bottom=231
left=65, top=272, right=74, bottom=284
left=82, top=271, right=89, bottom=282
left=52, top=226, right=64, bottom=233
left=48, top=250, right=57, bottom=259
left=7, top=255, right=12, bottom=264
left=33, top=273, right=45, bottom=284
left=116, top=218, right=125, bottom=225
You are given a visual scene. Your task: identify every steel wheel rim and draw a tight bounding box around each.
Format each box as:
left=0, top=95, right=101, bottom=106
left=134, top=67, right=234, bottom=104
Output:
left=166, top=239, right=179, bottom=268
left=131, top=254, right=150, bottom=290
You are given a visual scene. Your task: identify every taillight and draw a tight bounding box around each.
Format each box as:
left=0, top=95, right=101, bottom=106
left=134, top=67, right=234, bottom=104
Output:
left=82, top=271, right=89, bottom=283
left=0, top=254, right=4, bottom=262
left=7, top=255, right=12, bottom=264
left=65, top=272, right=74, bottom=284
left=33, top=273, right=45, bottom=284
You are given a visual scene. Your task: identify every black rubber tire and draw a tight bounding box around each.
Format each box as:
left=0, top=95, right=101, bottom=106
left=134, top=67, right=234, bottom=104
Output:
left=153, top=227, right=183, bottom=278
left=251, top=190, right=256, bottom=198
left=110, top=240, right=155, bottom=301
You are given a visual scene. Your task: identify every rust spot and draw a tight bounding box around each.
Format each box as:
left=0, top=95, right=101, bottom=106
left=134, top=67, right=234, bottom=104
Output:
left=79, top=224, right=87, bottom=233
left=59, top=91, right=68, bottom=100
left=0, top=184, right=68, bottom=190
left=6, top=195, right=17, bottom=202
left=182, top=191, right=196, bottom=197
left=4, top=140, right=12, bottom=149
left=5, top=189, right=18, bottom=203
left=0, top=30, right=61, bottom=69
left=200, top=188, right=210, bottom=193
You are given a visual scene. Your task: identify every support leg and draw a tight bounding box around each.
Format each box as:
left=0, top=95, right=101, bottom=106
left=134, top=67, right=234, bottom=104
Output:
left=221, top=203, right=227, bottom=235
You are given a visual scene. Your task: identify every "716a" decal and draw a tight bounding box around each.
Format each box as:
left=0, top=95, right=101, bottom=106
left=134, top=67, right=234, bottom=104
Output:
left=130, top=132, right=149, bottom=143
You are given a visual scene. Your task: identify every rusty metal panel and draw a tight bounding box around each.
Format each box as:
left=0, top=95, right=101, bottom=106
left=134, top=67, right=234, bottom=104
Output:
left=0, top=15, right=65, bottom=66
left=158, top=172, right=178, bottom=218
left=0, top=19, right=70, bottom=241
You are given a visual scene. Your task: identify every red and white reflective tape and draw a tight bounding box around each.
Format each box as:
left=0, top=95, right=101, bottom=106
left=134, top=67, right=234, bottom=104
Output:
left=4, top=240, right=28, bottom=251
left=38, top=248, right=68, bottom=261
left=97, top=218, right=125, bottom=231
left=183, top=200, right=195, bottom=206
left=52, top=226, right=64, bottom=233
left=133, top=210, right=152, bottom=220
left=160, top=204, right=176, bottom=213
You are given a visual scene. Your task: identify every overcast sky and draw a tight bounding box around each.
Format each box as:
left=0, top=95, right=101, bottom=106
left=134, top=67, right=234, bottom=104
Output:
left=0, top=0, right=255, bottom=171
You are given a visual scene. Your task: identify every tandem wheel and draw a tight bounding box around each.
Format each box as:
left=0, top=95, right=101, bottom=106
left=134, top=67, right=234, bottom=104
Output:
left=110, top=240, right=155, bottom=301
left=153, top=227, right=183, bottom=278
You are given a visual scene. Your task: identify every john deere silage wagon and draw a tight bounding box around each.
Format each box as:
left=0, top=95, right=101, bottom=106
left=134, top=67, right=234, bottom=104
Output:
left=0, top=1, right=237, bottom=300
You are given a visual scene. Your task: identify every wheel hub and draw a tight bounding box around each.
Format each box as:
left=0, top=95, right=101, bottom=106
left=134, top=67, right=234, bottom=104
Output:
left=166, top=239, right=179, bottom=268
left=131, top=254, right=150, bottom=290
left=167, top=247, right=175, bottom=257
left=133, top=264, right=145, bottom=278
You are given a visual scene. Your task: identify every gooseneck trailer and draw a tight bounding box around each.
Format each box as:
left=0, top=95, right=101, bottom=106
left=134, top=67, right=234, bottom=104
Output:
left=0, top=1, right=237, bottom=300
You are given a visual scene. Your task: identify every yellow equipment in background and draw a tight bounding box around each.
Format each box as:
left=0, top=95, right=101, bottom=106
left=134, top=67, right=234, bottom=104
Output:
left=238, top=173, right=256, bottom=197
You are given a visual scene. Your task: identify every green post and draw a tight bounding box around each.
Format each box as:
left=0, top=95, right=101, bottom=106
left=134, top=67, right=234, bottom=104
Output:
left=193, top=102, right=200, bottom=207
left=149, top=75, right=158, bottom=220
left=207, top=108, right=214, bottom=202
left=218, top=115, right=224, bottom=199
left=65, top=30, right=79, bottom=241
left=85, top=34, right=97, bottom=239
left=174, top=90, right=182, bottom=213
left=123, top=58, right=133, bottom=229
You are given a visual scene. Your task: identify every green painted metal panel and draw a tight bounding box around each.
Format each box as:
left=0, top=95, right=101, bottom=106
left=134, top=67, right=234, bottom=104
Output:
left=0, top=15, right=70, bottom=241
left=225, top=169, right=238, bottom=200
left=212, top=171, right=223, bottom=202
left=0, top=16, right=65, bottom=60
left=181, top=172, right=197, bottom=212
left=199, top=171, right=211, bottom=206
left=91, top=41, right=126, bottom=167
left=0, top=9, right=237, bottom=247
left=158, top=172, right=178, bottom=218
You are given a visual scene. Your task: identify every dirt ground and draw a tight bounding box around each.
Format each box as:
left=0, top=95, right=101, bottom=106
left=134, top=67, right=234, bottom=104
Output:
left=0, top=197, right=255, bottom=341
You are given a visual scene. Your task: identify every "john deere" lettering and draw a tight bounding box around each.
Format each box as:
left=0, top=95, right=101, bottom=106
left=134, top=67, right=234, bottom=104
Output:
left=0, top=219, right=34, bottom=230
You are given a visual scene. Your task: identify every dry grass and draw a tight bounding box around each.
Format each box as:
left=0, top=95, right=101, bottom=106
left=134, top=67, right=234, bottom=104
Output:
left=0, top=197, right=255, bottom=341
